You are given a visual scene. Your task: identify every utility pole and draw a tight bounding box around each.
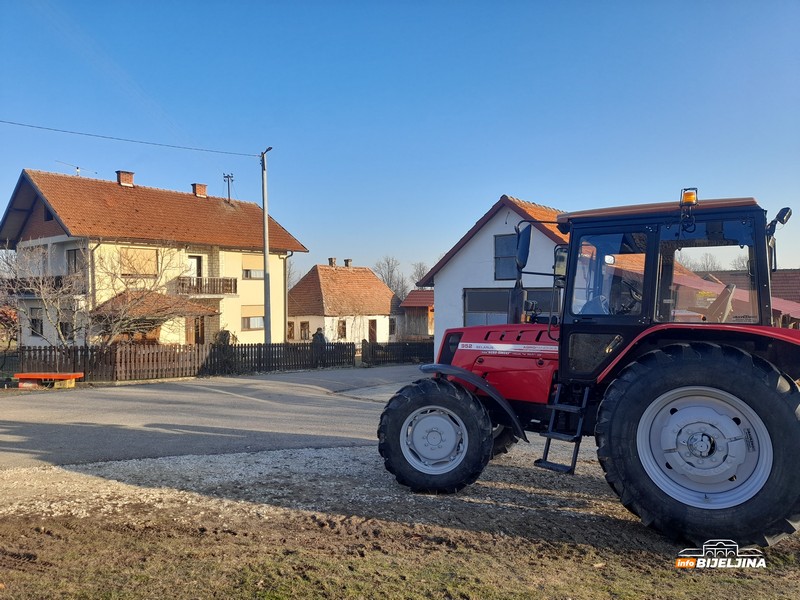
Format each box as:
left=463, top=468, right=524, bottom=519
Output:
left=260, top=147, right=273, bottom=344
left=223, top=173, right=234, bottom=202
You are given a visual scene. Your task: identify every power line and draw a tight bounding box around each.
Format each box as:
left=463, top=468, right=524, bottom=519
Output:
left=0, top=119, right=258, bottom=158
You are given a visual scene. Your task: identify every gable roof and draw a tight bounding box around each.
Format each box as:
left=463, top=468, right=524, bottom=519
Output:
left=400, top=289, right=434, bottom=308
left=0, top=169, right=308, bottom=253
left=417, top=195, right=565, bottom=287
left=288, top=264, right=401, bottom=317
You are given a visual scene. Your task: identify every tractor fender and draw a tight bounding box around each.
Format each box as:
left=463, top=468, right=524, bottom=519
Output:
left=419, top=363, right=529, bottom=442
left=596, top=323, right=800, bottom=384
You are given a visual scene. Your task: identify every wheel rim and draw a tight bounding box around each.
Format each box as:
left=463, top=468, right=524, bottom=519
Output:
left=637, top=386, right=773, bottom=509
left=400, top=405, right=468, bottom=475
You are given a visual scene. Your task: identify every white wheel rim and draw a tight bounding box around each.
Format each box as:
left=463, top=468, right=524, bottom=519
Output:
left=400, top=405, right=468, bottom=475
left=637, top=386, right=773, bottom=509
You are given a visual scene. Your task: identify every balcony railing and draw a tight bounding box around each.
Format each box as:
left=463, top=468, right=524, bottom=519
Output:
left=176, top=276, right=237, bottom=296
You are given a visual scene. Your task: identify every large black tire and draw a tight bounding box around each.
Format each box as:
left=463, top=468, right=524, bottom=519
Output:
left=491, top=425, right=519, bottom=459
left=378, top=378, right=493, bottom=493
left=596, top=343, right=800, bottom=547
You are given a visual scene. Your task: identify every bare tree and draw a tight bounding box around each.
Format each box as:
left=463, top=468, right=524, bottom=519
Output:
left=374, top=255, right=409, bottom=300
left=0, top=245, right=88, bottom=348
left=730, top=254, right=751, bottom=271
left=676, top=251, right=723, bottom=273
left=410, top=261, right=430, bottom=288
left=88, top=245, right=198, bottom=347
left=1, top=243, right=201, bottom=350
left=286, top=256, right=300, bottom=290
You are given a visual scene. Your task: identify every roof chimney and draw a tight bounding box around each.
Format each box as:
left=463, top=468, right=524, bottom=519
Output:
left=344, top=259, right=352, bottom=267
left=328, top=257, right=337, bottom=267
left=116, top=170, right=134, bottom=187
left=192, top=183, right=207, bottom=198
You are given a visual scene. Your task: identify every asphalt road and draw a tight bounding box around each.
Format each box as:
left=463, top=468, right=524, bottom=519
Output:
left=0, top=365, right=423, bottom=469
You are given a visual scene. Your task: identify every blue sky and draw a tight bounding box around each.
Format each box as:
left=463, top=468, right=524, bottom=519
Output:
left=2, top=0, right=799, bottom=279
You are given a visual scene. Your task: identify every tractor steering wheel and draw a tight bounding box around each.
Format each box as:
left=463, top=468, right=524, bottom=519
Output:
left=616, top=279, right=643, bottom=315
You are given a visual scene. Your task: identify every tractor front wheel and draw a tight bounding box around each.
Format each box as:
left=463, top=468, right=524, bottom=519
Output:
left=596, top=343, right=800, bottom=547
left=378, top=378, right=492, bottom=493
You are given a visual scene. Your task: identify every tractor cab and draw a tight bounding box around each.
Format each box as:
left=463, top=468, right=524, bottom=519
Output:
left=534, top=190, right=793, bottom=384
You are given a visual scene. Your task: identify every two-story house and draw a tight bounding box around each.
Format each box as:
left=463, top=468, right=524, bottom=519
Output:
left=0, top=169, right=307, bottom=346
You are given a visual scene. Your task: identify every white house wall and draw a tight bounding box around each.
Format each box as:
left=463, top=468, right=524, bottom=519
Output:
left=288, top=314, right=394, bottom=344
left=432, top=210, right=558, bottom=350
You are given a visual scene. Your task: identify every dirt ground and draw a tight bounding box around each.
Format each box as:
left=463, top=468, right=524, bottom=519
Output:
left=1, top=436, right=799, bottom=599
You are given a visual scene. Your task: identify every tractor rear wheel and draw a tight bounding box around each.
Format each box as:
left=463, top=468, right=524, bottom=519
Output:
left=596, top=343, right=800, bottom=547
left=378, top=378, right=492, bottom=493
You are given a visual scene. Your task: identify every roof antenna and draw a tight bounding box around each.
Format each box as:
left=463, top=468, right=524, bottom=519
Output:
left=223, top=172, right=234, bottom=202
left=55, top=160, right=97, bottom=177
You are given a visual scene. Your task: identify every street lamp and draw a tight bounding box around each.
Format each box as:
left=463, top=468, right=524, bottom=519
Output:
left=261, top=147, right=273, bottom=344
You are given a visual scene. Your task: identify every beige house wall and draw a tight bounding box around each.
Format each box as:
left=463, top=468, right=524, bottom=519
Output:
left=16, top=237, right=291, bottom=346
left=219, top=251, right=287, bottom=344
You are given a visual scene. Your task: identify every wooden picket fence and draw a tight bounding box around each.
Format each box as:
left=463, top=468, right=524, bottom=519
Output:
left=361, top=341, right=435, bottom=366
left=17, top=342, right=357, bottom=383
left=15, top=340, right=433, bottom=383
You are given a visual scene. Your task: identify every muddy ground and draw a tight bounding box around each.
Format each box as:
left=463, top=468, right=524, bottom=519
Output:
left=1, top=438, right=798, bottom=599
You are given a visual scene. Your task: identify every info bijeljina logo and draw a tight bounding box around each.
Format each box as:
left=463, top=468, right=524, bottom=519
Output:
left=675, top=539, right=766, bottom=569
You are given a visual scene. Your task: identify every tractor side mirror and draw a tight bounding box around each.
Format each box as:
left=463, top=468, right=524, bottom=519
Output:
left=516, top=224, right=532, bottom=270
left=767, top=207, right=792, bottom=238
left=554, top=245, right=568, bottom=277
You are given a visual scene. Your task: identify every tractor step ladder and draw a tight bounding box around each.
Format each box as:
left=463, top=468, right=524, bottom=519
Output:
left=534, top=385, right=590, bottom=474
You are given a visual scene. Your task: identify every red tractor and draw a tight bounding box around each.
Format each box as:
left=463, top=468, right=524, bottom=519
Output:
left=378, top=190, right=800, bottom=547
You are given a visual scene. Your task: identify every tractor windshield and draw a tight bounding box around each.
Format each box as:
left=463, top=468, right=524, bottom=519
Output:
left=656, top=218, right=759, bottom=324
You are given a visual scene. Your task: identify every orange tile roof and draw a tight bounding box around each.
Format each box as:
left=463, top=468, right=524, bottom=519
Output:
left=92, top=291, right=218, bottom=318
left=288, top=264, right=400, bottom=317
left=400, top=289, right=434, bottom=308
left=6, top=170, right=307, bottom=253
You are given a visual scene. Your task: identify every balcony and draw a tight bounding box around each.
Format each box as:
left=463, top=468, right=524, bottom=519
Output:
left=176, top=276, right=237, bottom=296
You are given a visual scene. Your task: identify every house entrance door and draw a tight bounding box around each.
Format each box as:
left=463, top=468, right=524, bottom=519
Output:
left=186, top=317, right=205, bottom=344
left=368, top=319, right=377, bottom=343
left=187, top=255, right=202, bottom=278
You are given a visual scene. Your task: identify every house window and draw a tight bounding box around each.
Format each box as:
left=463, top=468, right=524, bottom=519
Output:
left=287, top=321, right=295, bottom=340
left=337, top=319, right=347, bottom=340
left=241, top=316, right=264, bottom=330
left=241, top=305, right=264, bottom=331
left=30, top=307, right=44, bottom=338
left=66, top=249, right=85, bottom=275
left=59, top=321, right=75, bottom=342
left=465, top=287, right=559, bottom=326
left=494, top=234, right=517, bottom=280
left=243, top=269, right=264, bottom=280
left=120, top=247, right=158, bottom=278
left=389, top=317, right=396, bottom=336
left=242, top=254, right=265, bottom=280
left=300, top=321, right=310, bottom=340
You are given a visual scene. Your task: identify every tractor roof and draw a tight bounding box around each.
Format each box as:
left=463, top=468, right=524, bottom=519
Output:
left=557, top=197, right=759, bottom=233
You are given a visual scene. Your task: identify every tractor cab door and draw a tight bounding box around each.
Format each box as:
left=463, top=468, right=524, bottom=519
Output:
left=560, top=226, right=655, bottom=384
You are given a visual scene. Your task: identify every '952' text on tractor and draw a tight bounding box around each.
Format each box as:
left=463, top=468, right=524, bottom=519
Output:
left=378, top=189, right=800, bottom=547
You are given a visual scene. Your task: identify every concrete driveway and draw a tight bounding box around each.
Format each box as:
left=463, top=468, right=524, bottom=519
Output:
left=0, top=365, right=423, bottom=469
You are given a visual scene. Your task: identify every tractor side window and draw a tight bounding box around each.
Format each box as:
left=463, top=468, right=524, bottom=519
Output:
left=569, top=231, right=647, bottom=316
left=657, top=220, right=758, bottom=324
